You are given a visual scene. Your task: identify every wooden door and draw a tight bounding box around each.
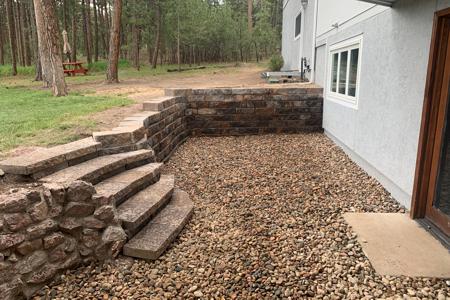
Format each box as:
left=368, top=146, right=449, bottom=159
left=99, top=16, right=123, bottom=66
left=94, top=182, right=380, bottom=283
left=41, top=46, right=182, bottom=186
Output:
left=412, top=8, right=450, bottom=237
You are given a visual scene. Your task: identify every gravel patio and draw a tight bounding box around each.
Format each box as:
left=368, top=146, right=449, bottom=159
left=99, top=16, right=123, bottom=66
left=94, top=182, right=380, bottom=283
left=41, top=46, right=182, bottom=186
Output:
left=34, top=133, right=449, bottom=299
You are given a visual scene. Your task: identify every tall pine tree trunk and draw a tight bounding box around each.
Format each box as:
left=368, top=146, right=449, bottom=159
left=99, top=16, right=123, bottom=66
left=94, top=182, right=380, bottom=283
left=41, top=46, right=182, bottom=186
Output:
left=82, top=0, right=92, bottom=64
left=33, top=0, right=67, bottom=96
left=102, top=0, right=110, bottom=55
left=15, top=2, right=25, bottom=67
left=132, top=24, right=140, bottom=70
left=106, top=0, right=122, bottom=83
left=86, top=0, right=93, bottom=62
left=247, top=0, right=253, bottom=32
left=71, top=0, right=77, bottom=62
left=151, top=0, right=161, bottom=69
left=93, top=0, right=99, bottom=61
left=0, top=12, right=4, bottom=65
left=6, top=0, right=17, bottom=75
left=21, top=2, right=32, bottom=66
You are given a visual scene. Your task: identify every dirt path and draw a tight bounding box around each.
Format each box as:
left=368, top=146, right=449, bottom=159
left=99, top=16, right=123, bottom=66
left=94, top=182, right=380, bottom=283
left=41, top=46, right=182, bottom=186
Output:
left=77, top=64, right=266, bottom=132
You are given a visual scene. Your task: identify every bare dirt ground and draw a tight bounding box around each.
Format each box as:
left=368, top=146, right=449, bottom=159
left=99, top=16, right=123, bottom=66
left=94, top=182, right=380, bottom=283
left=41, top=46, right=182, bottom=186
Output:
left=1, top=64, right=267, bottom=160
left=75, top=65, right=267, bottom=131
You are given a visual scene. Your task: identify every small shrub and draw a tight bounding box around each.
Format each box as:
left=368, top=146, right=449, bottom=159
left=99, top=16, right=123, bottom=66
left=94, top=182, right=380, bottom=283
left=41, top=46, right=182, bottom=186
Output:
left=268, top=54, right=284, bottom=72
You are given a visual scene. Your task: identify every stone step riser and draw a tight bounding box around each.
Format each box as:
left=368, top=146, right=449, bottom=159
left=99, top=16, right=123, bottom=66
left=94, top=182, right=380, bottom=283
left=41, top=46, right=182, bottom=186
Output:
left=113, top=173, right=161, bottom=207
left=94, top=163, right=163, bottom=207
left=118, top=175, right=175, bottom=238
left=122, top=189, right=194, bottom=260
left=40, top=150, right=155, bottom=185
left=0, top=138, right=101, bottom=177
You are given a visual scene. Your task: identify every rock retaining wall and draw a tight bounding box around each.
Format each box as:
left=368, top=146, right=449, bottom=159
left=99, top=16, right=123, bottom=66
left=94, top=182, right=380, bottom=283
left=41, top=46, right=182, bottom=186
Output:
left=166, top=87, right=323, bottom=136
left=0, top=182, right=126, bottom=299
left=92, top=86, right=323, bottom=162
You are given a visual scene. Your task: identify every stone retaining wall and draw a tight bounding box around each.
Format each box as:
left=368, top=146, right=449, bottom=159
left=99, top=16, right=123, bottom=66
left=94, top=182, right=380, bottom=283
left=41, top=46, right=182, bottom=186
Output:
left=0, top=182, right=126, bottom=299
left=143, top=98, right=189, bottom=162
left=166, top=87, right=323, bottom=137
left=92, top=86, right=323, bottom=162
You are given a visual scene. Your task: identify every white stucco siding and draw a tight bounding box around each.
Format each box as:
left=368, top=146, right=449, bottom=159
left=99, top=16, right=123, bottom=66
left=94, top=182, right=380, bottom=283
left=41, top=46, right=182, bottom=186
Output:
left=317, top=0, right=377, bottom=37
left=282, top=0, right=302, bottom=70
left=320, top=0, right=450, bottom=208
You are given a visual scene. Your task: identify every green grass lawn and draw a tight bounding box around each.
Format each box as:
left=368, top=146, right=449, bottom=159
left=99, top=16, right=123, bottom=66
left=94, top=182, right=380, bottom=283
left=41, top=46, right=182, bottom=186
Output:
left=0, top=61, right=243, bottom=88
left=0, top=85, right=132, bottom=153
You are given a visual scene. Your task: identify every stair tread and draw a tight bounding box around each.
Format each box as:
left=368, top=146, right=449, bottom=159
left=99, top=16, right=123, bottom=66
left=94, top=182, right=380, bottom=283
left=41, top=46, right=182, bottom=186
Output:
left=142, top=96, right=180, bottom=111
left=40, top=149, right=153, bottom=184
left=123, top=189, right=193, bottom=260
left=0, top=138, right=100, bottom=175
left=95, top=163, right=163, bottom=205
left=118, top=174, right=174, bottom=235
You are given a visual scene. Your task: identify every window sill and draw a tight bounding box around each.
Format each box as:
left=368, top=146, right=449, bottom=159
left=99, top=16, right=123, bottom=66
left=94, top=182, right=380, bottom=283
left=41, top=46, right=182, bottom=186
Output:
left=326, top=92, right=358, bottom=109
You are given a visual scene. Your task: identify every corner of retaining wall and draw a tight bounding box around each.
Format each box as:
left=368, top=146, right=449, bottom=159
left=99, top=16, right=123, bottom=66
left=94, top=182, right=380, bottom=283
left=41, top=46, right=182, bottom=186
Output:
left=165, top=88, right=192, bottom=97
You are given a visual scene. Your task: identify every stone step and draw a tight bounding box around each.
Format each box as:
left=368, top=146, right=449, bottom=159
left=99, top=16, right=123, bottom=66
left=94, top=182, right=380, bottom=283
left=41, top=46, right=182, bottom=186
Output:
left=0, top=138, right=101, bottom=177
left=142, top=96, right=180, bottom=112
left=95, top=163, right=163, bottom=206
left=117, top=174, right=174, bottom=237
left=123, top=188, right=193, bottom=260
left=40, top=149, right=154, bottom=185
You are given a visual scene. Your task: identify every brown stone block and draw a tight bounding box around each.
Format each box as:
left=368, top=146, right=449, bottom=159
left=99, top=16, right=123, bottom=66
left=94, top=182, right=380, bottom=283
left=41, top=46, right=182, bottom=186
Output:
left=26, top=219, right=58, bottom=239
left=43, top=233, right=65, bottom=249
left=25, top=263, right=57, bottom=284
left=0, top=233, right=25, bottom=251
left=232, top=88, right=268, bottom=95
left=17, top=239, right=43, bottom=255
left=15, top=250, right=47, bottom=275
left=0, top=191, right=29, bottom=213
left=4, top=213, right=32, bottom=231
left=64, top=202, right=95, bottom=218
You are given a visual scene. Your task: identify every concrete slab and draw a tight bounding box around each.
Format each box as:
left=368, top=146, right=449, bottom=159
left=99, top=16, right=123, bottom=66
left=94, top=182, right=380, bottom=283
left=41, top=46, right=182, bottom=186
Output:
left=344, top=213, right=450, bottom=278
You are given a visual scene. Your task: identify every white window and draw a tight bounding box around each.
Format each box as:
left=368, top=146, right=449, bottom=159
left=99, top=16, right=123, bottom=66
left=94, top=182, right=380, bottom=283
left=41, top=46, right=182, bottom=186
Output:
left=295, top=13, right=302, bottom=39
left=327, top=36, right=363, bottom=108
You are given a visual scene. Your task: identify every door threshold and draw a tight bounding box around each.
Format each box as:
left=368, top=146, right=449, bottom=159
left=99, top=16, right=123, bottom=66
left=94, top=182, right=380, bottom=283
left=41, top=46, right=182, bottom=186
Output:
left=416, top=218, right=450, bottom=250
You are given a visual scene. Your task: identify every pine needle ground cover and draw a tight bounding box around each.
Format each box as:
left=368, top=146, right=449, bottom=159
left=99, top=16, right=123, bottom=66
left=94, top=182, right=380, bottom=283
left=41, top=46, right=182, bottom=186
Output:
left=0, top=85, right=132, bottom=153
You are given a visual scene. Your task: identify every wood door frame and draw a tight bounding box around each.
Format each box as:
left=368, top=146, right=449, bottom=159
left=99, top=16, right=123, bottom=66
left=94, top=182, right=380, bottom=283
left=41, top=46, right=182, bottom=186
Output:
left=411, top=7, right=450, bottom=221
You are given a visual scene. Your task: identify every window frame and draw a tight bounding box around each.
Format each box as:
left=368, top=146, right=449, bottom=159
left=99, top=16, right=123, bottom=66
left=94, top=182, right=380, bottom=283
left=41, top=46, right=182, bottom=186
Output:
left=294, top=12, right=302, bottom=40
left=327, top=35, right=363, bottom=109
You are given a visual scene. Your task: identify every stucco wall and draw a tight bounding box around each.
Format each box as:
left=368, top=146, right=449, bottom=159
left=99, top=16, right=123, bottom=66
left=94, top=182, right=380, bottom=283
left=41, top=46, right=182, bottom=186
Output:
left=316, top=0, right=376, bottom=37
left=282, top=0, right=302, bottom=71
left=317, top=0, right=450, bottom=208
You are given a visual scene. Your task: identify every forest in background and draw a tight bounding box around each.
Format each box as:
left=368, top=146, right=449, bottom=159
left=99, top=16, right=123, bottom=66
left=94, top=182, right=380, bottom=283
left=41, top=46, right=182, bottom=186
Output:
left=0, top=0, right=283, bottom=73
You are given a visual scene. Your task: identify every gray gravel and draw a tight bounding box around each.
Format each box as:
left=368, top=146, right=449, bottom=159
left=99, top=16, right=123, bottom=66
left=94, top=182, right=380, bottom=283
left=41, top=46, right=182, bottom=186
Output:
left=35, top=134, right=450, bottom=299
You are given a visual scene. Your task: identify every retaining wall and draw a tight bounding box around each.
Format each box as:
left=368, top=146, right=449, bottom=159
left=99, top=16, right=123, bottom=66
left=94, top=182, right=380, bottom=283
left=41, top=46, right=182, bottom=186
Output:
left=173, top=87, right=323, bottom=136
left=0, top=182, right=126, bottom=298
left=93, top=86, right=323, bottom=162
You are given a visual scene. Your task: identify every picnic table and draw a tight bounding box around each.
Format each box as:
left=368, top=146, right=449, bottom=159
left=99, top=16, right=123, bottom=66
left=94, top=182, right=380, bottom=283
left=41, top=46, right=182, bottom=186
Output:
left=63, top=62, right=88, bottom=76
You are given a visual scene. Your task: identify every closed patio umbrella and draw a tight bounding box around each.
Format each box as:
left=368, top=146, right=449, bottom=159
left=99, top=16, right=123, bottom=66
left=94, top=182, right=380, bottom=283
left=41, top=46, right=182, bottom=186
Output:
left=62, top=30, right=72, bottom=62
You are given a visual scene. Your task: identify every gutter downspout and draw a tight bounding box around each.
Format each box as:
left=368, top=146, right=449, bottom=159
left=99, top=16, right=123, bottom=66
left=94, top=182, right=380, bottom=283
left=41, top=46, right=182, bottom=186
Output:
left=309, top=0, right=318, bottom=83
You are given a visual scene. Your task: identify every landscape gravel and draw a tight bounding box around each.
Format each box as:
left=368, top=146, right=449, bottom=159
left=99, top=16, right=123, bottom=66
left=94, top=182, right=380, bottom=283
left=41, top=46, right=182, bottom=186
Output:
left=35, top=134, right=450, bottom=299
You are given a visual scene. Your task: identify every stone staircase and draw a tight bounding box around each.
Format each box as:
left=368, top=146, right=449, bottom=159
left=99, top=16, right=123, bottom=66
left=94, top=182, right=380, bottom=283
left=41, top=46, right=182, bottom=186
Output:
left=0, top=95, right=194, bottom=260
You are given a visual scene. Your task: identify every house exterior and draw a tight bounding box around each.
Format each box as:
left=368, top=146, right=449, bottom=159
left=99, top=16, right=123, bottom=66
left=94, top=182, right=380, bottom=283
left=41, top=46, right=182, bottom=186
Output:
left=282, top=0, right=450, bottom=238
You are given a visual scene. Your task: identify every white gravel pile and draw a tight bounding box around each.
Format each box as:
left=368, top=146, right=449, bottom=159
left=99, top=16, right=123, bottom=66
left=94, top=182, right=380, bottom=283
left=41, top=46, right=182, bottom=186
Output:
left=35, top=134, right=450, bottom=299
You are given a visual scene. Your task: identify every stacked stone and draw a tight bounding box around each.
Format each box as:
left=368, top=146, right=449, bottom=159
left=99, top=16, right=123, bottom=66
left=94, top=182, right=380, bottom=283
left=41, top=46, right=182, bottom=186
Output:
left=178, top=87, right=323, bottom=136
left=144, top=98, right=189, bottom=162
left=0, top=182, right=126, bottom=299
left=92, top=96, right=189, bottom=163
